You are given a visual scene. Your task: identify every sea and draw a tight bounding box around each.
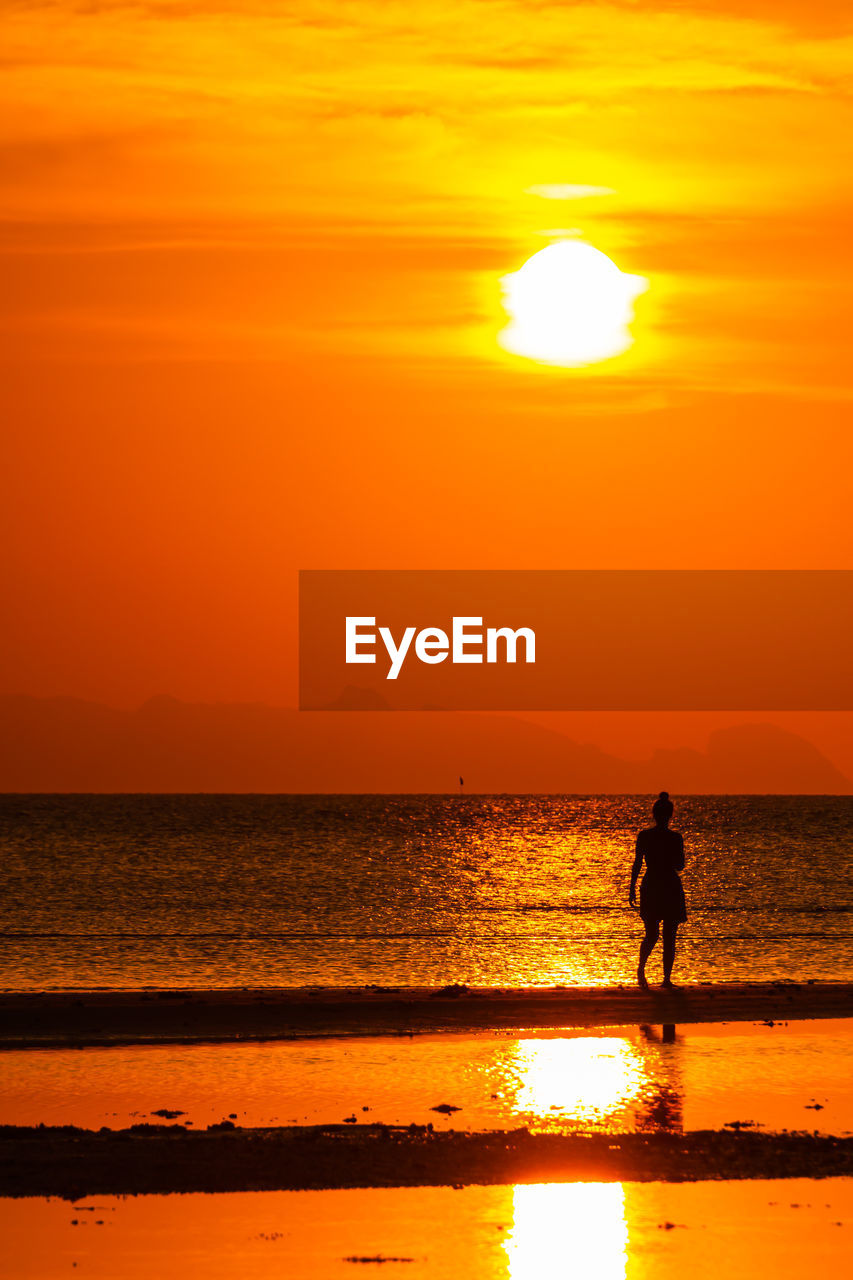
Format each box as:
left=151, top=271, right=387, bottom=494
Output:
left=1, top=795, right=851, bottom=990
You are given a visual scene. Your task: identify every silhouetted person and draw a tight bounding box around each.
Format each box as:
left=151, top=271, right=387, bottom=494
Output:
left=629, top=792, right=687, bottom=990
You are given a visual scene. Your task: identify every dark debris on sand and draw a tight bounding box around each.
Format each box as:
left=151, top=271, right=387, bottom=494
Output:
left=344, top=1256, right=415, bottom=1265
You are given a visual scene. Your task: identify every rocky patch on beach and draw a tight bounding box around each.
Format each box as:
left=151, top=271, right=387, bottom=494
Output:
left=1, top=1123, right=851, bottom=1200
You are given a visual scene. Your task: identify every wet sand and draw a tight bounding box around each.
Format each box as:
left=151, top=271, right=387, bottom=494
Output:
left=2, top=1121, right=852, bottom=1199
left=2, top=982, right=851, bottom=1048
left=4, top=984, right=850, bottom=1202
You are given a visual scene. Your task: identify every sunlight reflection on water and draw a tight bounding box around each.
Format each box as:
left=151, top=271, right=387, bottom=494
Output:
left=505, top=1183, right=628, bottom=1280
left=497, top=1038, right=646, bottom=1128
left=2, top=795, right=852, bottom=988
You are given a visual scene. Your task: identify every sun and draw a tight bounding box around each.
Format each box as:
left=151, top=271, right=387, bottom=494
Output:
left=498, top=240, right=647, bottom=367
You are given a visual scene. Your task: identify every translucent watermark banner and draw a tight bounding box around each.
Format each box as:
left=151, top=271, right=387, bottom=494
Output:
left=299, top=570, right=853, bottom=711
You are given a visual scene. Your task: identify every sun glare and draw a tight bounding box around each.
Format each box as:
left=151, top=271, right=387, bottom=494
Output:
left=504, top=1037, right=646, bottom=1127
left=499, top=240, right=647, bottom=367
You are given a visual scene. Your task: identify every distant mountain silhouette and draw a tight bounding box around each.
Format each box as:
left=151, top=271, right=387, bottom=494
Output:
left=646, top=724, right=852, bottom=795
left=0, top=695, right=849, bottom=793
left=318, top=685, right=392, bottom=711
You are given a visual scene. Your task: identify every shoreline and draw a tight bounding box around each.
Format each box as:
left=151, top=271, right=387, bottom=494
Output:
left=2, top=1123, right=852, bottom=1198
left=1, top=982, right=851, bottom=1049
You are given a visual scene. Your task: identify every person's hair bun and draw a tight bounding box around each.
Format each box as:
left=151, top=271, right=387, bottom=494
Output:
left=653, top=791, right=674, bottom=820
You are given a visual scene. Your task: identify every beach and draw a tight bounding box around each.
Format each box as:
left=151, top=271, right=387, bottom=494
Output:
left=2, top=998, right=852, bottom=1276
left=1, top=981, right=852, bottom=1049
left=1, top=984, right=852, bottom=1201
left=4, top=1122, right=852, bottom=1200
left=2, top=798, right=851, bottom=1273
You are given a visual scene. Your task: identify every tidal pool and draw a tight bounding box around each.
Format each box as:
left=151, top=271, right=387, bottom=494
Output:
left=0, top=1018, right=850, bottom=1136
left=1, top=1179, right=851, bottom=1279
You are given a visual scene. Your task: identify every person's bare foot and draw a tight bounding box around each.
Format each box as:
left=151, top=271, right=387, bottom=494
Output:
left=661, top=978, right=678, bottom=990
left=638, top=970, right=649, bottom=990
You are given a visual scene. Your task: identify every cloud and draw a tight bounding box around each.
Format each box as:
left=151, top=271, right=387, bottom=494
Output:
left=527, top=185, right=615, bottom=200
left=4, top=1, right=852, bottom=226
left=1, top=0, right=852, bottom=399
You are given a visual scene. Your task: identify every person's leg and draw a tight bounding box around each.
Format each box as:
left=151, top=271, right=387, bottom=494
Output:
left=638, top=922, right=660, bottom=989
left=662, top=921, right=678, bottom=987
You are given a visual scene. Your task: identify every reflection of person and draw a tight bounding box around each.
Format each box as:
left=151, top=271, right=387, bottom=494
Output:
left=629, top=792, right=687, bottom=990
left=636, top=1024, right=683, bottom=1132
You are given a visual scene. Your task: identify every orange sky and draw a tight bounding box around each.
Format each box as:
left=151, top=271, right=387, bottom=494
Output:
left=2, top=2, right=852, bottom=775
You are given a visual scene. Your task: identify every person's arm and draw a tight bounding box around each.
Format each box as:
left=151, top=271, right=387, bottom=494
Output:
left=674, top=832, right=685, bottom=872
left=629, top=836, right=643, bottom=906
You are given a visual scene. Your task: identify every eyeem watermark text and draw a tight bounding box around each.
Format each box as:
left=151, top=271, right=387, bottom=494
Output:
left=346, top=616, right=536, bottom=680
